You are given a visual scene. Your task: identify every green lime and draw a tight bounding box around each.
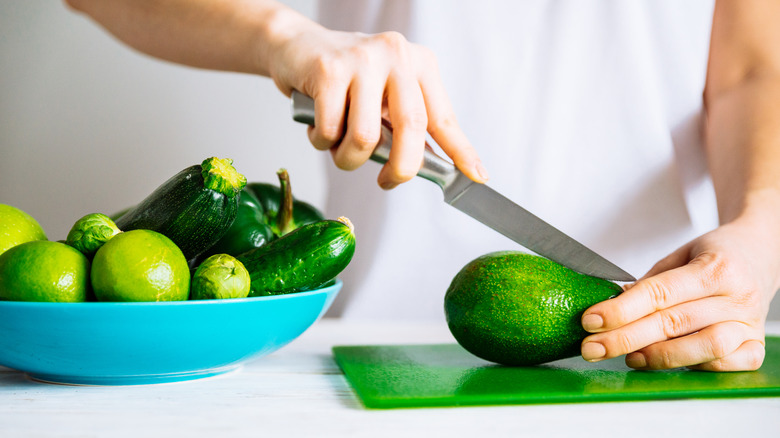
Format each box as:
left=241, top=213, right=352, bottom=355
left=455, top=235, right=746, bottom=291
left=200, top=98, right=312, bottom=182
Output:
left=91, top=229, right=190, bottom=302
left=191, top=254, right=251, bottom=300
left=0, top=240, right=90, bottom=302
left=0, top=204, right=47, bottom=257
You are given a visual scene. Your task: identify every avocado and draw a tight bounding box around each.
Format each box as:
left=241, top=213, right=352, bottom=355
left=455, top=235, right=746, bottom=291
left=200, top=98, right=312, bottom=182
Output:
left=444, top=251, right=622, bottom=366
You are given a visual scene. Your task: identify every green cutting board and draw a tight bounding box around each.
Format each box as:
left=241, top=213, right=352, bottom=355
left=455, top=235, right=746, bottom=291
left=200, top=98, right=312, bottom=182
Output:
left=332, top=336, right=780, bottom=409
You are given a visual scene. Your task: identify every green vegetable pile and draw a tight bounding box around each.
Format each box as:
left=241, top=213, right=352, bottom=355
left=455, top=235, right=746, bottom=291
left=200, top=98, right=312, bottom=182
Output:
left=0, top=157, right=355, bottom=303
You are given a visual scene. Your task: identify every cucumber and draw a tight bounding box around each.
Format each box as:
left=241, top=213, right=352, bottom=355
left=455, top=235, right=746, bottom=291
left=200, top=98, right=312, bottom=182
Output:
left=115, top=157, right=246, bottom=263
left=237, top=217, right=355, bottom=296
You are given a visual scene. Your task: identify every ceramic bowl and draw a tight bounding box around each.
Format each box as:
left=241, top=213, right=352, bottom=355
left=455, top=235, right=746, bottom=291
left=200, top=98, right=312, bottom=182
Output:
left=0, top=280, right=340, bottom=385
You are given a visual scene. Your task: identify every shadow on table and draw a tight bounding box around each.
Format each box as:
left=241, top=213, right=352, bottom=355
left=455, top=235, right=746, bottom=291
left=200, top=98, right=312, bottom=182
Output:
left=0, top=367, right=42, bottom=387
left=318, top=353, right=364, bottom=409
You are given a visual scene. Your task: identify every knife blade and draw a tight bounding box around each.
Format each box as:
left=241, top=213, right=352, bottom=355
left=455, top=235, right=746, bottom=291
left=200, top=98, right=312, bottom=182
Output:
left=290, top=91, right=635, bottom=282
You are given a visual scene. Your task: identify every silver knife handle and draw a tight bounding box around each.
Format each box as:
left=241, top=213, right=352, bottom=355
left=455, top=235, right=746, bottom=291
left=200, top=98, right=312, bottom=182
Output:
left=291, top=90, right=458, bottom=189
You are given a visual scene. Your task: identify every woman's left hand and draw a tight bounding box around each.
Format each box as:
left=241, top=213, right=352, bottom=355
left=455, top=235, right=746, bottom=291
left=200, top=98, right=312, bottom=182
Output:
left=579, top=215, right=780, bottom=371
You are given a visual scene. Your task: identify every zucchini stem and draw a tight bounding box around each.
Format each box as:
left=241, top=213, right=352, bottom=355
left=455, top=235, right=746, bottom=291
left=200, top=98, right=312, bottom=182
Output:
left=201, top=157, right=247, bottom=198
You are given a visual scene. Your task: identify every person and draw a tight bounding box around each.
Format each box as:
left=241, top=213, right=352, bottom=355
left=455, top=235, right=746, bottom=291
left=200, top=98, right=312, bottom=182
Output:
left=64, top=0, right=780, bottom=372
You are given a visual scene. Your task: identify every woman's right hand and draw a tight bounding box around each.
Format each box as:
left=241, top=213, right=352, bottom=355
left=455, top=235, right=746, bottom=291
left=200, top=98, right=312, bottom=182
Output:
left=262, top=14, right=488, bottom=189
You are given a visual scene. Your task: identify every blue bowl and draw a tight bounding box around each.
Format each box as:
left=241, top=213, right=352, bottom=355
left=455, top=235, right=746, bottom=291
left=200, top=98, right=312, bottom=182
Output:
left=0, top=280, right=340, bottom=385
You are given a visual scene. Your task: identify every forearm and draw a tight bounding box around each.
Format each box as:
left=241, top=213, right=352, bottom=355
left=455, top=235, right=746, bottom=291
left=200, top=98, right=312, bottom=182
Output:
left=64, top=0, right=317, bottom=76
left=704, top=0, right=780, bottom=229
left=704, top=76, right=780, bottom=227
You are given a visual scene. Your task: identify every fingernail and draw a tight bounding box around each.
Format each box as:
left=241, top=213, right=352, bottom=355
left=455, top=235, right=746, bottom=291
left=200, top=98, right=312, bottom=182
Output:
left=582, top=313, right=604, bottom=331
left=581, top=342, right=606, bottom=362
left=379, top=181, right=397, bottom=190
left=626, top=352, right=647, bottom=368
left=475, top=162, right=489, bottom=182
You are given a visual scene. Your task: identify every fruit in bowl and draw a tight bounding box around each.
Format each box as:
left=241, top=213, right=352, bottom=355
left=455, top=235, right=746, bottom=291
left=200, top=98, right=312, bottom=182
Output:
left=0, top=158, right=356, bottom=384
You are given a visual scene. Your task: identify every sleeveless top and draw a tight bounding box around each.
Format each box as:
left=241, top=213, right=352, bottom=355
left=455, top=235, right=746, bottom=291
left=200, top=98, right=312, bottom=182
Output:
left=315, top=0, right=718, bottom=320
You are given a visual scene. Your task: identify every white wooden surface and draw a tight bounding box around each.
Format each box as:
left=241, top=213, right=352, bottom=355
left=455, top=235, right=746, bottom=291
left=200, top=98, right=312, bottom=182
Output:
left=1, top=320, right=779, bottom=438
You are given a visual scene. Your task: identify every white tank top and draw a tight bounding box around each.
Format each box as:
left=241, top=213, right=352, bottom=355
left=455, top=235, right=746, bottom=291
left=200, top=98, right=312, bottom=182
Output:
left=315, top=0, right=718, bottom=321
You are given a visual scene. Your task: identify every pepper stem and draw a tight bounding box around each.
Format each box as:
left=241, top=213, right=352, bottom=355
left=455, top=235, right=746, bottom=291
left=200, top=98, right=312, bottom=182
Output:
left=276, top=168, right=295, bottom=235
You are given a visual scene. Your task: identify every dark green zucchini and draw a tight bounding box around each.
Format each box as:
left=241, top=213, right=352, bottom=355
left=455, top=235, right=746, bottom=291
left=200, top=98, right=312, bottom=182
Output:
left=237, top=217, right=355, bottom=296
left=115, top=157, right=246, bottom=263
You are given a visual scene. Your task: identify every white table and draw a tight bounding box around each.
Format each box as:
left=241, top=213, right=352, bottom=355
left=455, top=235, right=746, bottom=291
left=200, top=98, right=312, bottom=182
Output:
left=2, top=320, right=779, bottom=438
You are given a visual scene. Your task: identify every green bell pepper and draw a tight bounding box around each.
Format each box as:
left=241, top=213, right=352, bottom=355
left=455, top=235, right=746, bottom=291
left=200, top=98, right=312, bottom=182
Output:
left=245, top=168, right=325, bottom=236
left=196, top=188, right=274, bottom=263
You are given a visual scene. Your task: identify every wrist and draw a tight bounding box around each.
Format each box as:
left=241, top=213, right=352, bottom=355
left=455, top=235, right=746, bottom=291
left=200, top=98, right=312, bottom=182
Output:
left=251, top=4, right=320, bottom=78
left=727, top=187, right=780, bottom=238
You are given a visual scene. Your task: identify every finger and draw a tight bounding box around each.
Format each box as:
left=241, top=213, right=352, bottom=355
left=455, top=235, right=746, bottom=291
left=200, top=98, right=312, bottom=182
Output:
left=416, top=52, right=487, bottom=183
left=377, top=72, right=428, bottom=189
left=688, top=339, right=766, bottom=372
left=581, top=297, right=736, bottom=361
left=308, top=84, right=349, bottom=151
left=582, top=255, right=723, bottom=333
left=331, top=76, right=385, bottom=171
left=640, top=243, right=692, bottom=280
left=622, top=321, right=754, bottom=370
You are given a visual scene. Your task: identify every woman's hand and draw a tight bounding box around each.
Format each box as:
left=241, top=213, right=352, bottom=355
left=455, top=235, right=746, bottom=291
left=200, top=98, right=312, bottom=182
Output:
left=264, top=20, right=488, bottom=189
left=579, top=213, right=780, bottom=371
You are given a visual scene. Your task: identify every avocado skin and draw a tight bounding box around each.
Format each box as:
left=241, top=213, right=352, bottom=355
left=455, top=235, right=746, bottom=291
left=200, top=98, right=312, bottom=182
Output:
left=445, top=251, right=622, bottom=366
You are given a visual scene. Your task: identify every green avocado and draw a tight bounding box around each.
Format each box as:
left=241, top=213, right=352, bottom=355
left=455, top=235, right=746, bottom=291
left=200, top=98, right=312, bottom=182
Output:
left=444, top=251, right=622, bottom=366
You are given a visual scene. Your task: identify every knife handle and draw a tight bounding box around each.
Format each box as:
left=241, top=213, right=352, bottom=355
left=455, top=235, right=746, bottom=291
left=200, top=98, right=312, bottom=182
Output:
left=290, top=90, right=458, bottom=189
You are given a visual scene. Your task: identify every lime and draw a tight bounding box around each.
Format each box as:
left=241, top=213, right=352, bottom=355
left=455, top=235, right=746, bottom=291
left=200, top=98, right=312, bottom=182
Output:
left=91, top=229, right=190, bottom=302
left=0, top=204, right=47, bottom=257
left=0, top=240, right=90, bottom=302
left=191, top=254, right=251, bottom=300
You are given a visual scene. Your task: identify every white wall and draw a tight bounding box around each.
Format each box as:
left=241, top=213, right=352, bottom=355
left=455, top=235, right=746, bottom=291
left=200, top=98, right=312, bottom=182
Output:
left=0, top=0, right=323, bottom=241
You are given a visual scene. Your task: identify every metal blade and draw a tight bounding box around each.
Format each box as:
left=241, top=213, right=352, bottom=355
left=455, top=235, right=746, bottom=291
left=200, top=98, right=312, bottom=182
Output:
left=444, top=173, right=636, bottom=282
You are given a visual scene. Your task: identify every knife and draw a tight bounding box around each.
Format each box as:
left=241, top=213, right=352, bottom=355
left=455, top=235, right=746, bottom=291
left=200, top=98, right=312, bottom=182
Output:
left=290, top=91, right=635, bottom=282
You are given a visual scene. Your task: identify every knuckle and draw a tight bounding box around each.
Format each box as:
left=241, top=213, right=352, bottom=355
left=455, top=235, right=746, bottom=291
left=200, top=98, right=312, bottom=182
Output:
left=346, top=44, right=375, bottom=65
left=428, top=114, right=456, bottom=138
left=611, top=332, right=636, bottom=356
left=316, top=124, right=342, bottom=143
left=348, top=128, right=381, bottom=151
left=693, top=251, right=730, bottom=290
left=383, top=161, right=419, bottom=184
left=397, top=110, right=429, bottom=132
left=376, top=31, right=408, bottom=51
left=312, top=54, right=337, bottom=78
left=311, top=56, right=352, bottom=89
left=705, top=358, right=727, bottom=372
left=658, top=309, right=691, bottom=339
left=658, top=348, right=677, bottom=369
left=643, top=278, right=675, bottom=311
left=746, top=345, right=766, bottom=371
left=706, top=331, right=729, bottom=359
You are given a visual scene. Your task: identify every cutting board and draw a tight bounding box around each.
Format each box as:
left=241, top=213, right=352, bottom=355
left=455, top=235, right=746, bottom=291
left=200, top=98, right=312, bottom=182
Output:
left=332, top=336, right=780, bottom=409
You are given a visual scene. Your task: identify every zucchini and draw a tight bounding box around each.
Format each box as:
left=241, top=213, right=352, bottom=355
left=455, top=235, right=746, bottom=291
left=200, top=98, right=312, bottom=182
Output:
left=115, top=157, right=246, bottom=263
left=237, top=217, right=355, bottom=296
